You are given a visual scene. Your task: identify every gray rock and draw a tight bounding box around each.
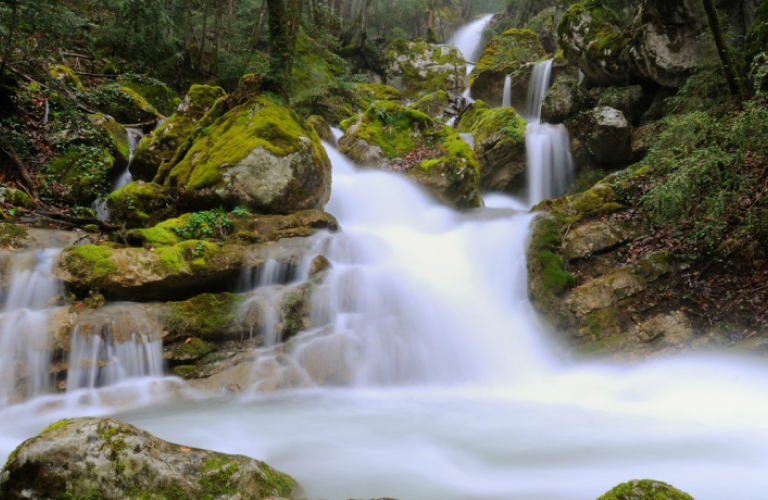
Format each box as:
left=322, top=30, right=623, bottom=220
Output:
left=563, top=218, right=648, bottom=262
left=0, top=417, right=299, bottom=500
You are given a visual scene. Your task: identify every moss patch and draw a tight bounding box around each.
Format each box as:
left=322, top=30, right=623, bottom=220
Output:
left=66, top=245, right=117, bottom=281
left=40, top=419, right=73, bottom=435
left=596, top=479, right=694, bottom=500
left=160, top=292, right=245, bottom=341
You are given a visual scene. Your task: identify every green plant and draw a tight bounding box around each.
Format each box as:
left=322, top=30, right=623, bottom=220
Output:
left=171, top=209, right=234, bottom=240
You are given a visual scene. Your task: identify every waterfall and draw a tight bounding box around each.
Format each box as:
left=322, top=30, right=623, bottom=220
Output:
left=524, top=59, right=574, bottom=206
left=451, top=14, right=495, bottom=74
left=0, top=249, right=61, bottom=407
left=92, top=126, right=146, bottom=221
left=501, top=75, right=512, bottom=108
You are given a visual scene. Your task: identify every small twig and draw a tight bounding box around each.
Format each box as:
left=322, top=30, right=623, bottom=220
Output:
left=121, top=119, right=161, bottom=128
left=0, top=144, right=40, bottom=201
left=73, top=71, right=119, bottom=78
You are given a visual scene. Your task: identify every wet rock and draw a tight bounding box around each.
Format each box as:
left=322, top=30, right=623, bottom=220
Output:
left=410, top=90, right=452, bottom=120
left=385, top=39, right=467, bottom=100
left=457, top=102, right=528, bottom=191
left=572, top=106, right=633, bottom=165
left=160, top=96, right=331, bottom=214
left=339, top=101, right=480, bottom=208
left=631, top=121, right=663, bottom=160
left=468, top=28, right=546, bottom=107
left=593, top=85, right=650, bottom=124
left=306, top=115, right=334, bottom=143
left=541, top=76, right=594, bottom=124
left=635, top=311, right=694, bottom=345
left=0, top=417, right=299, bottom=500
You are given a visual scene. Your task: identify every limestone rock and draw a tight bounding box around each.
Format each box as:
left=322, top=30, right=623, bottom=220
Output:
left=0, top=417, right=299, bottom=500
left=131, top=84, right=227, bottom=182
left=161, top=97, right=331, bottom=214
left=338, top=101, right=480, bottom=208
left=541, top=76, right=594, bottom=124
left=563, top=218, right=648, bottom=262
left=571, top=106, right=633, bottom=165
left=306, top=115, right=334, bottom=143
left=410, top=90, right=452, bottom=120
left=593, top=85, right=650, bottom=124
left=386, top=39, right=467, bottom=100
left=468, top=28, right=546, bottom=107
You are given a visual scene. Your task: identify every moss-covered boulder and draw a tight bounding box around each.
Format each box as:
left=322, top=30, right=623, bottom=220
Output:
left=117, top=74, right=178, bottom=116
left=0, top=188, right=32, bottom=209
left=338, top=100, right=480, bottom=208
left=159, top=292, right=247, bottom=343
left=468, top=28, right=546, bottom=108
left=94, top=84, right=163, bottom=124
left=568, top=106, right=633, bottom=164
left=44, top=145, right=115, bottom=205
left=160, top=97, right=331, bottom=214
left=556, top=0, right=631, bottom=87
left=595, top=479, right=695, bottom=500
left=385, top=38, right=467, bottom=100
left=48, top=64, right=84, bottom=91
left=107, top=181, right=179, bottom=228
left=131, top=84, right=227, bottom=182
left=0, top=417, right=299, bottom=500
left=526, top=6, right=558, bottom=53
left=457, top=101, right=528, bottom=192
left=409, top=89, right=451, bottom=120
left=90, top=113, right=130, bottom=168
left=355, top=82, right=402, bottom=109
left=55, top=236, right=317, bottom=301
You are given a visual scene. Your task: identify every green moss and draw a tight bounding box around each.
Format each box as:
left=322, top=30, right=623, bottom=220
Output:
left=350, top=101, right=434, bottom=158
left=557, top=0, right=629, bottom=64
left=0, top=222, right=29, bottom=246
left=108, top=181, right=178, bottom=228
left=386, top=39, right=466, bottom=99
left=90, top=113, right=130, bottom=161
left=165, top=97, right=312, bottom=192
left=409, top=90, right=450, bottom=119
left=130, top=226, right=181, bottom=247
left=471, top=28, right=545, bottom=83
left=67, top=245, right=117, bottom=280
left=173, top=365, right=198, bottom=378
left=40, top=419, right=73, bottom=435
left=161, top=292, right=244, bottom=341
left=539, top=251, right=576, bottom=292
left=460, top=105, right=526, bottom=145
left=355, top=83, right=402, bottom=108
left=49, top=64, right=84, bottom=91
left=596, top=479, right=694, bottom=500
left=259, top=462, right=298, bottom=498
left=45, top=146, right=115, bottom=204
left=746, top=2, right=768, bottom=70
left=117, top=75, right=178, bottom=116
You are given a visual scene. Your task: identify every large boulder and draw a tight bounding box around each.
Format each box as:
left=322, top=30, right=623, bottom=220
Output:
left=131, top=84, right=227, bottom=182
left=556, top=0, right=631, bottom=87
left=338, top=100, right=481, bottom=207
left=409, top=89, right=452, bottom=120
left=385, top=38, right=467, bottom=99
left=468, top=28, right=546, bottom=107
left=457, top=101, right=528, bottom=191
left=43, top=145, right=115, bottom=205
left=117, top=74, right=179, bottom=116
left=541, top=75, right=594, bottom=124
left=0, top=417, right=298, bottom=500
left=159, top=97, right=331, bottom=214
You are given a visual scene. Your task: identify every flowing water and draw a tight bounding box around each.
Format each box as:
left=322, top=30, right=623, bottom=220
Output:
left=524, top=59, right=574, bottom=206
left=502, top=74, right=512, bottom=108
left=1, top=20, right=768, bottom=500
left=92, top=127, right=145, bottom=221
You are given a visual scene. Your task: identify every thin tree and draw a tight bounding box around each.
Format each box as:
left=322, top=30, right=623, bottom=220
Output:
left=701, top=0, right=743, bottom=99
left=265, top=0, right=304, bottom=95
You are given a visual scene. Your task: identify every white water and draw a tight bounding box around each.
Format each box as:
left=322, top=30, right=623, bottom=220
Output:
left=451, top=14, right=494, bottom=75
left=501, top=74, right=512, bottom=108
left=92, top=127, right=145, bottom=221
left=524, top=59, right=574, bottom=206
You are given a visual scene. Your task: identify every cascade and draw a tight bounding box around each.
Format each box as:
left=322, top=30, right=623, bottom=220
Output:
left=524, top=59, right=574, bottom=206
left=92, top=126, right=145, bottom=221
left=451, top=14, right=494, bottom=74
left=501, top=74, right=512, bottom=108
left=0, top=249, right=61, bottom=406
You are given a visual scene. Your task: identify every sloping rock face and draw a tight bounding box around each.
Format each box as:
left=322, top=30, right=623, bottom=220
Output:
left=0, top=417, right=298, bottom=500
left=385, top=39, right=467, bottom=99
left=159, top=97, right=332, bottom=214
left=457, top=101, right=528, bottom=191
left=468, top=28, right=546, bottom=107
left=526, top=168, right=755, bottom=360
left=131, top=84, right=226, bottom=182
left=338, top=100, right=481, bottom=208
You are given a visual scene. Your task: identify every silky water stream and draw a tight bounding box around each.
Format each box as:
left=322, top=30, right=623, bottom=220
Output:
left=1, top=21, right=768, bottom=500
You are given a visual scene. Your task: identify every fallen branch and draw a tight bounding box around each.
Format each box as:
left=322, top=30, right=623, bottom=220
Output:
left=0, top=144, right=40, bottom=201
left=34, top=209, right=119, bottom=232
left=73, top=71, right=119, bottom=78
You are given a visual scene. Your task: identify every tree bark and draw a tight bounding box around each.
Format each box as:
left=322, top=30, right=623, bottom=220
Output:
left=265, top=0, right=304, bottom=95
left=701, top=0, right=743, bottom=99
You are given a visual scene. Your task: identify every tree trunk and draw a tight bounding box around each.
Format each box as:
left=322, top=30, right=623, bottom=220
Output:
left=701, top=0, right=743, bottom=99
left=247, top=0, right=268, bottom=57
left=426, top=0, right=437, bottom=43
left=228, top=0, right=234, bottom=51
left=265, top=0, right=304, bottom=95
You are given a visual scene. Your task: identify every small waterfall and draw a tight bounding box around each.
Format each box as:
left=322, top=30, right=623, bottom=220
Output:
left=92, top=127, right=145, bottom=221
left=524, top=59, right=574, bottom=206
left=451, top=14, right=495, bottom=75
left=501, top=75, right=512, bottom=108
left=67, top=332, right=164, bottom=392
left=0, top=249, right=61, bottom=406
